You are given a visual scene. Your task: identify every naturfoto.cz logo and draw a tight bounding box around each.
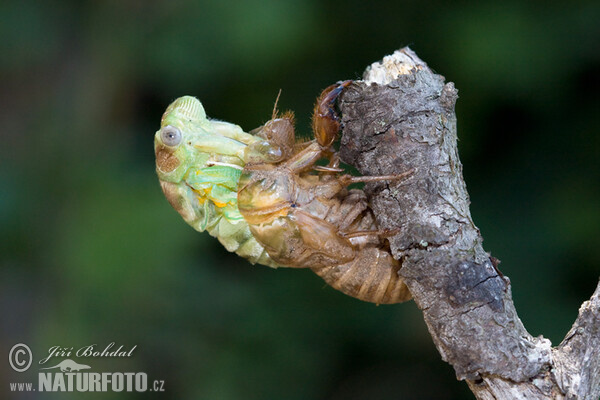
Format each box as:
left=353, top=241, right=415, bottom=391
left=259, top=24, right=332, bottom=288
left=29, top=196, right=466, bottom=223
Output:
left=7, top=343, right=166, bottom=393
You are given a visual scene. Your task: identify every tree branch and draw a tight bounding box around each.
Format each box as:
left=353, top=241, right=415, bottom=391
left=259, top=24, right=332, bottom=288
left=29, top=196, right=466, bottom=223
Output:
left=554, top=281, right=600, bottom=399
left=338, top=47, right=600, bottom=400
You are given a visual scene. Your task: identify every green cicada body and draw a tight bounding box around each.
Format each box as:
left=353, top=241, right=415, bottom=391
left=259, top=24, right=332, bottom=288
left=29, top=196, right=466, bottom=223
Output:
left=155, top=96, right=278, bottom=267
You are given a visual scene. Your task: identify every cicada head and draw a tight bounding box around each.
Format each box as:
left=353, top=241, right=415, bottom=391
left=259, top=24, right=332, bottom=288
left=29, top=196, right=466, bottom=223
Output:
left=155, top=95, right=251, bottom=233
left=154, top=96, right=212, bottom=183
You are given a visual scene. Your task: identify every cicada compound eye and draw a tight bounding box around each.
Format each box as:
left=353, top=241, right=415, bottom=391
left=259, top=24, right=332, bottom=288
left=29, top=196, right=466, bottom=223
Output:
left=161, top=125, right=182, bottom=147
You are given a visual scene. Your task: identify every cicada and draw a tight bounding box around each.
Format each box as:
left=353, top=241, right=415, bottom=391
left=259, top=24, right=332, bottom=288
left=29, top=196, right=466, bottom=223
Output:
left=154, top=82, right=412, bottom=304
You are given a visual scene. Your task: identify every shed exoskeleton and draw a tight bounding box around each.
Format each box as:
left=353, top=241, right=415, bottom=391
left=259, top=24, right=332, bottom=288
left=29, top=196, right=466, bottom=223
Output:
left=237, top=81, right=412, bottom=303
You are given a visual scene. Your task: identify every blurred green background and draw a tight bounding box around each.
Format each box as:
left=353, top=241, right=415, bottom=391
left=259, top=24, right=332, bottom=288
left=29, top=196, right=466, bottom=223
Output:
left=1, top=1, right=599, bottom=399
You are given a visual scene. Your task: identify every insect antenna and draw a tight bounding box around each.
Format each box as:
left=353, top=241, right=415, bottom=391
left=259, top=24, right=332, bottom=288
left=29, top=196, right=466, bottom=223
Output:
left=272, top=89, right=282, bottom=119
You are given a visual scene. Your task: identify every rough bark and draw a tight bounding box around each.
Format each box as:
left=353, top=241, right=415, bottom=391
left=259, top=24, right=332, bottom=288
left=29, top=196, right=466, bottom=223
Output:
left=338, top=47, right=600, bottom=400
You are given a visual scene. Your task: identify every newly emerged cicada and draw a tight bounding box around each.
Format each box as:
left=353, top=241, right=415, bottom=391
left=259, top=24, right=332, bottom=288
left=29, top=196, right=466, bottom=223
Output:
left=155, top=81, right=412, bottom=304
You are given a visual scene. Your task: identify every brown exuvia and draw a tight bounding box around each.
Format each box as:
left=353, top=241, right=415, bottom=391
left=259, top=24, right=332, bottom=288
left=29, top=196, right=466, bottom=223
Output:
left=237, top=81, right=413, bottom=304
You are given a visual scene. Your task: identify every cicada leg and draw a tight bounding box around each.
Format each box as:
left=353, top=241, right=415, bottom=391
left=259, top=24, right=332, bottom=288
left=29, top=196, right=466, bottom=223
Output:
left=312, top=80, right=352, bottom=149
left=339, top=169, right=415, bottom=186
left=312, top=153, right=344, bottom=181
left=311, top=80, right=414, bottom=186
left=250, top=80, right=351, bottom=174
left=301, top=168, right=415, bottom=206
left=342, top=229, right=400, bottom=239
left=261, top=80, right=351, bottom=183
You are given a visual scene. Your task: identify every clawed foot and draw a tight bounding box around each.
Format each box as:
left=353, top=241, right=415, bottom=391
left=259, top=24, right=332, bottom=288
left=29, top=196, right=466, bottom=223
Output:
left=312, top=80, right=352, bottom=149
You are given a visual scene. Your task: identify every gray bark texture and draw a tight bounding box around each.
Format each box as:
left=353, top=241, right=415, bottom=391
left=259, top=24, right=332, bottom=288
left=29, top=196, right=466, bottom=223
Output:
left=337, top=47, right=600, bottom=400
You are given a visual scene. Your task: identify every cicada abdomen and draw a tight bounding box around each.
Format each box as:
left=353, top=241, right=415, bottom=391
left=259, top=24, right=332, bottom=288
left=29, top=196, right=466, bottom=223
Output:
left=311, top=248, right=408, bottom=304
left=309, top=190, right=410, bottom=304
